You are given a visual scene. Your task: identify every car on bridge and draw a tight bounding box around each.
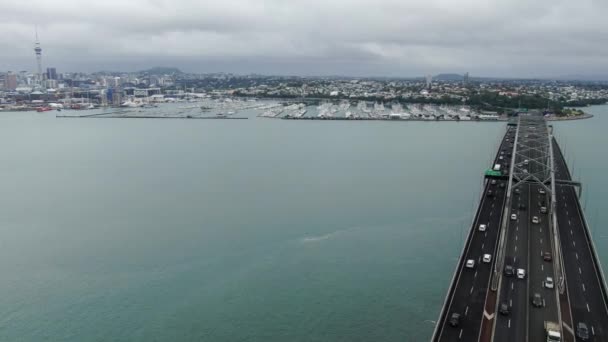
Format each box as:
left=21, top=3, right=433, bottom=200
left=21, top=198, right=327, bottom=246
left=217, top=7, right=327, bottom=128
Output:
left=544, top=277, right=554, bottom=289
left=466, top=259, right=475, bottom=269
left=483, top=254, right=492, bottom=263
left=532, top=293, right=543, bottom=307
left=532, top=216, right=540, bottom=224
left=511, top=213, right=518, bottom=221
left=541, top=206, right=548, bottom=214
left=517, top=268, right=526, bottom=279
left=499, top=302, right=510, bottom=315
left=543, top=252, right=552, bottom=261
left=449, top=313, right=461, bottom=327
left=576, top=322, right=590, bottom=340
left=479, top=224, right=487, bottom=231
left=504, top=264, right=514, bottom=277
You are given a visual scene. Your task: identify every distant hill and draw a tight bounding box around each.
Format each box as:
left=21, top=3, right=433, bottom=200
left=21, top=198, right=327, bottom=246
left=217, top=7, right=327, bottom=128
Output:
left=434, top=73, right=464, bottom=81
left=139, top=67, right=183, bottom=75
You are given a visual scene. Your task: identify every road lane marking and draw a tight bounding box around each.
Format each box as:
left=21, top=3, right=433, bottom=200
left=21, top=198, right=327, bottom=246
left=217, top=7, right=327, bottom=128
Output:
left=516, top=235, right=518, bottom=241
left=508, top=319, right=511, bottom=328
left=576, top=253, right=579, bottom=260
left=465, top=306, right=469, bottom=316
left=474, top=271, right=477, bottom=278
left=485, top=232, right=487, bottom=237
left=540, top=238, right=543, bottom=244
left=482, top=243, right=485, bottom=249
left=514, top=256, right=517, bottom=263
left=470, top=286, right=474, bottom=294
left=587, top=303, right=591, bottom=312
left=511, top=282, right=514, bottom=290
left=459, top=329, right=463, bottom=339
left=579, top=267, right=582, bottom=274
left=569, top=220, right=571, bottom=226
left=571, top=229, right=574, bottom=236
left=573, top=241, right=576, bottom=247
left=582, top=283, right=586, bottom=292
left=592, top=326, right=595, bottom=335
left=515, top=246, right=518, bottom=252
left=541, top=265, right=544, bottom=271
left=540, top=227, right=542, bottom=233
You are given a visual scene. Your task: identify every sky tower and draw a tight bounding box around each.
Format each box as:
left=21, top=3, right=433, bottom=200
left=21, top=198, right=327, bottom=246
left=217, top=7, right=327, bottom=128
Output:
left=34, top=27, right=43, bottom=86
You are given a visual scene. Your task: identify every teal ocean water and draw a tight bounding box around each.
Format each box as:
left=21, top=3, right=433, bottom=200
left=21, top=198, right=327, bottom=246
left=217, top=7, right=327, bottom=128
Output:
left=0, top=105, right=605, bottom=341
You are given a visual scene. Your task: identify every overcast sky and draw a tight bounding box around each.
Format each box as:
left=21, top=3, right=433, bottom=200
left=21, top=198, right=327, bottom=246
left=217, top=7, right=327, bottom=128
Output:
left=2, top=0, right=607, bottom=77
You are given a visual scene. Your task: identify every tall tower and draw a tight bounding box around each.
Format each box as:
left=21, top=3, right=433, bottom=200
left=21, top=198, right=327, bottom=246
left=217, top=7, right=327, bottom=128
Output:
left=426, top=74, right=432, bottom=90
left=34, top=27, right=43, bottom=86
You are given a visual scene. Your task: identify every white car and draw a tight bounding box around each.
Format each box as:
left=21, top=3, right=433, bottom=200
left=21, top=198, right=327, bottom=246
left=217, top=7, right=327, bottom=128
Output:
left=532, top=216, right=540, bottom=224
left=466, top=259, right=475, bottom=269
left=539, top=188, right=546, bottom=194
left=517, top=268, right=526, bottom=279
left=511, top=213, right=517, bottom=221
left=544, top=277, right=554, bottom=289
left=483, top=254, right=492, bottom=263
left=479, top=224, right=487, bottom=232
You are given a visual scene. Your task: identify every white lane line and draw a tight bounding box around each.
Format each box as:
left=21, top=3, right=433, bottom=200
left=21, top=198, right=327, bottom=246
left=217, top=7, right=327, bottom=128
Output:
left=514, top=256, right=517, bottom=263
left=470, top=286, right=474, bottom=294
left=482, top=243, right=485, bottom=249
left=573, top=241, right=576, bottom=247
left=592, top=326, right=595, bottom=335
left=541, top=265, right=544, bottom=271
left=508, top=319, right=511, bottom=328
left=516, top=235, right=518, bottom=241
left=576, top=253, right=579, bottom=260
left=579, top=267, right=582, bottom=274
left=587, top=303, right=591, bottom=312
left=474, top=271, right=478, bottom=278
left=567, top=210, right=569, bottom=215
left=465, top=306, right=469, bottom=316
left=571, top=229, right=574, bottom=236
left=515, top=246, right=518, bottom=252
left=511, top=282, right=514, bottom=290
left=569, top=220, right=571, bottom=226
left=485, top=232, right=487, bottom=238
left=582, top=283, right=586, bottom=292
left=459, top=329, right=463, bottom=339
left=540, top=238, right=543, bottom=244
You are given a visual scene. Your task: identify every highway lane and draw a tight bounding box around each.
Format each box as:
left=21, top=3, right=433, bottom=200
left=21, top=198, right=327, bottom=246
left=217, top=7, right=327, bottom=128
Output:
left=435, top=127, right=514, bottom=342
left=553, top=140, right=608, bottom=341
left=528, top=182, right=559, bottom=341
left=493, top=182, right=530, bottom=342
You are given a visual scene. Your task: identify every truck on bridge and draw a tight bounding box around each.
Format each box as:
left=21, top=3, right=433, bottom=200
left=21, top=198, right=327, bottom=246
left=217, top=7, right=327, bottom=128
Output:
left=544, top=321, right=562, bottom=342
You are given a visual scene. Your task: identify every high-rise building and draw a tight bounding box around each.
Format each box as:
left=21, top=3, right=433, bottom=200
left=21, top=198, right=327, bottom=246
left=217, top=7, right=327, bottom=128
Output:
left=47, top=67, right=57, bottom=80
left=4, top=72, right=18, bottom=90
left=426, top=74, right=432, bottom=90
left=463, top=72, right=470, bottom=85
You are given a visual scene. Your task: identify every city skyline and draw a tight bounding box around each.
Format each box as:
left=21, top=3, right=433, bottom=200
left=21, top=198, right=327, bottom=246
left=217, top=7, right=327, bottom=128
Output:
left=2, top=0, right=608, bottom=78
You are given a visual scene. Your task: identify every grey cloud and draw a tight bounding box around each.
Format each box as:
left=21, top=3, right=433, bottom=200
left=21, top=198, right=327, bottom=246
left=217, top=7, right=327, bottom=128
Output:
left=1, top=0, right=607, bottom=77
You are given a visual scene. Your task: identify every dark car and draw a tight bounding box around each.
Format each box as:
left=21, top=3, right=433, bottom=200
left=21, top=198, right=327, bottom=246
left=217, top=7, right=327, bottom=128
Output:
left=449, top=313, right=461, bottom=327
left=514, top=188, right=520, bottom=195
left=543, top=252, right=552, bottom=262
left=499, top=302, right=510, bottom=315
left=576, top=322, right=590, bottom=340
left=499, top=183, right=506, bottom=188
left=504, top=265, right=514, bottom=277
left=519, top=203, right=527, bottom=210
left=532, top=293, right=543, bottom=307
left=487, top=190, right=495, bottom=198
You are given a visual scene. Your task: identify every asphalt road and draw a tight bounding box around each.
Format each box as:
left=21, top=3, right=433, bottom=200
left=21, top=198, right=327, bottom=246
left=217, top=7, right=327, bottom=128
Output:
left=435, top=127, right=514, bottom=342
left=553, top=140, right=608, bottom=341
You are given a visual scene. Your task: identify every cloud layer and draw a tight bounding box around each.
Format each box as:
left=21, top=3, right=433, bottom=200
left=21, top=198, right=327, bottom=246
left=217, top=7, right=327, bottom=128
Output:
left=2, top=0, right=607, bottom=77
